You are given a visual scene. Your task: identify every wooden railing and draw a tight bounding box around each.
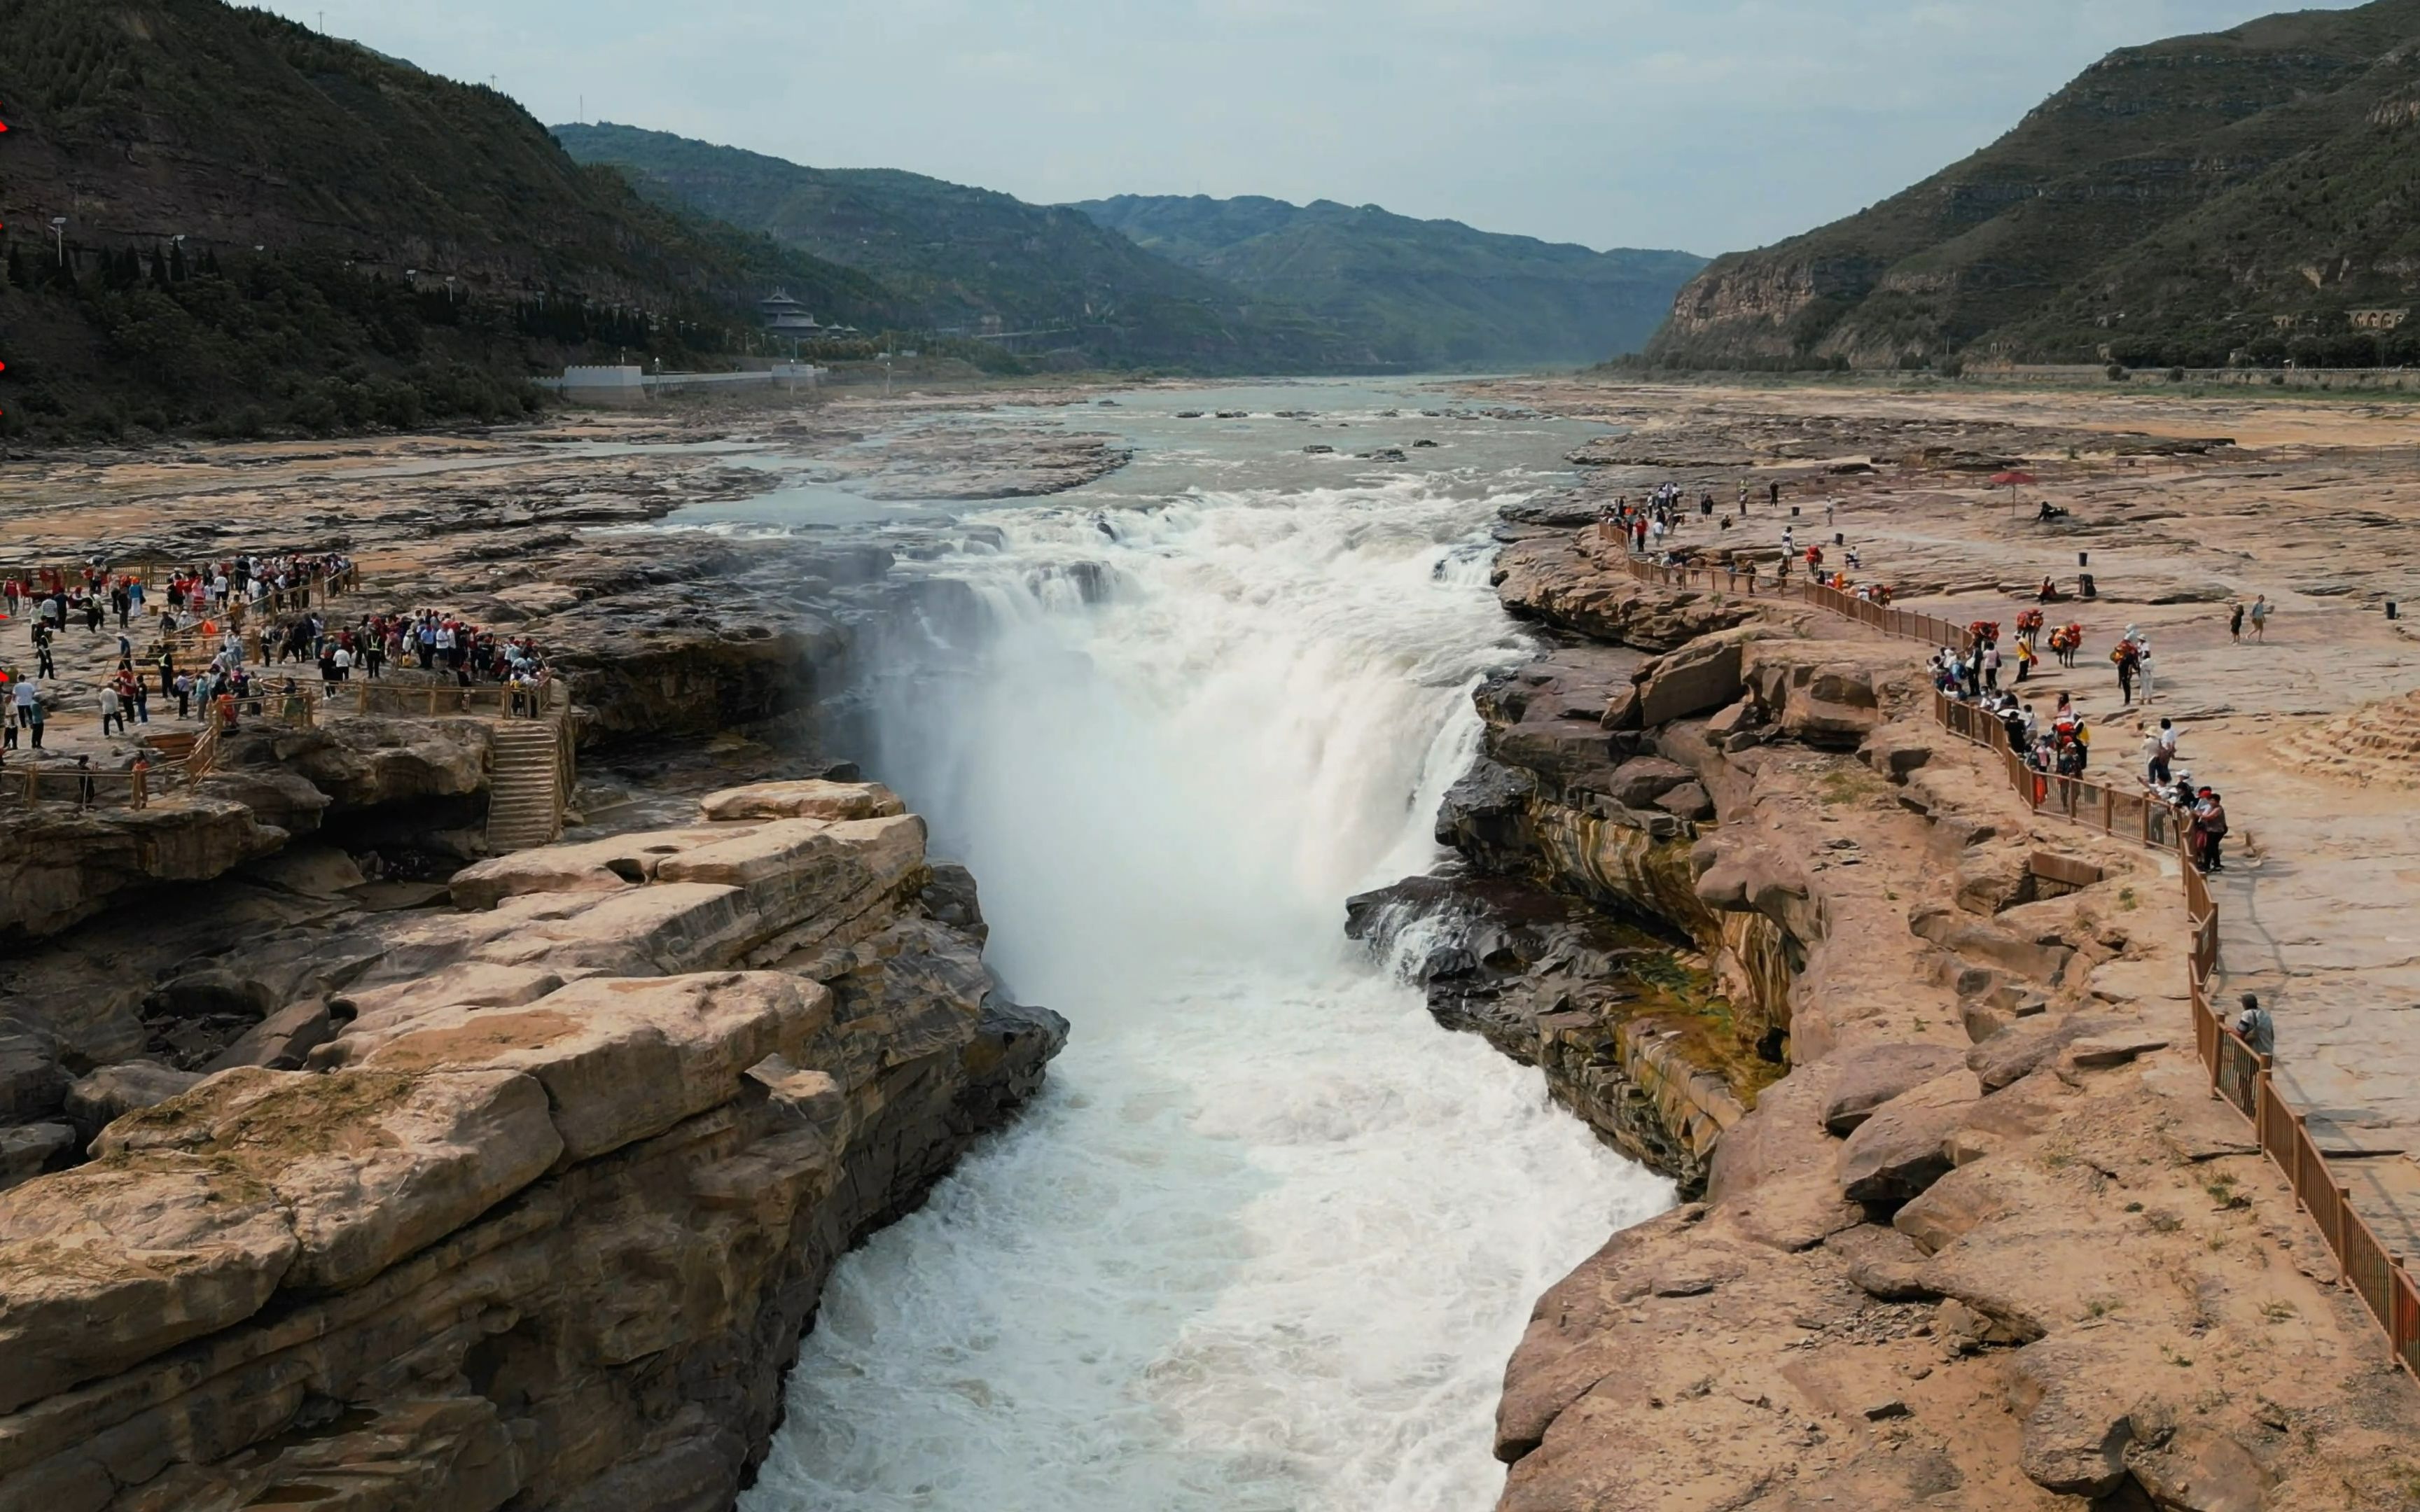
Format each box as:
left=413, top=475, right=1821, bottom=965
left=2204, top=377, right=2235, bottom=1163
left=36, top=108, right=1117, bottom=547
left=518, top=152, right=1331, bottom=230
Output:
left=343, top=678, right=564, bottom=720
left=185, top=719, right=222, bottom=782
left=4, top=763, right=162, bottom=810
left=1611, top=538, right=1975, bottom=648
left=2, top=562, right=159, bottom=591
left=170, top=686, right=321, bottom=784
left=145, top=566, right=362, bottom=664
left=1615, top=536, right=2420, bottom=1377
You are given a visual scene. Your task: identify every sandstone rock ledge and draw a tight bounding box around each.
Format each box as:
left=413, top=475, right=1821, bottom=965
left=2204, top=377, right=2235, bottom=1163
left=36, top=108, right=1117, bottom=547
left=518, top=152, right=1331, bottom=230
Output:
left=1460, top=550, right=2420, bottom=1511
left=0, top=782, right=1065, bottom=1512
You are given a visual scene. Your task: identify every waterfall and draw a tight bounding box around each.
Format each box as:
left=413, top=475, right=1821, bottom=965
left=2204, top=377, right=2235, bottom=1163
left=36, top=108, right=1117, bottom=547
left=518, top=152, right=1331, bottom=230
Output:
left=742, top=441, right=1673, bottom=1511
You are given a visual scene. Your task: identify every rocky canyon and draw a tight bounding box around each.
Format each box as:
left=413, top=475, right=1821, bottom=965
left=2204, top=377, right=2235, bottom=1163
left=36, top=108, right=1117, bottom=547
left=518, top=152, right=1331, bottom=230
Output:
left=6, top=377, right=2420, bottom=1512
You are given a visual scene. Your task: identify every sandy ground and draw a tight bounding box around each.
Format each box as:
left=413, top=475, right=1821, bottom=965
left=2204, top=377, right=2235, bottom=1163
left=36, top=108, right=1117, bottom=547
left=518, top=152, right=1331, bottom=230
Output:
left=1475, top=374, right=2420, bottom=1255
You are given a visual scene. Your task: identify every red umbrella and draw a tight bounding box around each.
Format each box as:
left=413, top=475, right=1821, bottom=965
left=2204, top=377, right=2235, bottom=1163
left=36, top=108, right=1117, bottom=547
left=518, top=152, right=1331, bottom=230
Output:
left=1993, top=470, right=2038, bottom=487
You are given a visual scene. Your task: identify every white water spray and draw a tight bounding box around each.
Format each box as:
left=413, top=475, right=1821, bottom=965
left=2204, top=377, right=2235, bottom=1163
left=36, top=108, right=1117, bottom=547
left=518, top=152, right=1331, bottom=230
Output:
left=742, top=468, right=1672, bottom=1511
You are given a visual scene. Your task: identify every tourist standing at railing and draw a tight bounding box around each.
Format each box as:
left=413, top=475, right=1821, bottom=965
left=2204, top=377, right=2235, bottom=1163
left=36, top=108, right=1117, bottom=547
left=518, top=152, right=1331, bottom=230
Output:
left=2193, top=790, right=2229, bottom=873
left=2235, top=993, right=2274, bottom=1057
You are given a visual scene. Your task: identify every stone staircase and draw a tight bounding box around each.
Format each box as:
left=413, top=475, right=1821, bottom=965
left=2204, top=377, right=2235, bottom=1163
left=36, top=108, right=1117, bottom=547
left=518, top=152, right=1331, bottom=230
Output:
left=485, top=721, right=567, bottom=852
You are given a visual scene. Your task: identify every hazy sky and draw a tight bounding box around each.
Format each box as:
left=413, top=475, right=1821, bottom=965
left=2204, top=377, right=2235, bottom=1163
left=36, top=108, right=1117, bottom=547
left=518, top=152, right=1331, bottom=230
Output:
left=263, top=0, right=2358, bottom=257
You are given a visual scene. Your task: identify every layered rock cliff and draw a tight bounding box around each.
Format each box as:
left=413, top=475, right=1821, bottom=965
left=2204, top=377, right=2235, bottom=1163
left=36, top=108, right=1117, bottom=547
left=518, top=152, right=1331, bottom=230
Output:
left=1360, top=527, right=1904, bottom=1194
left=1447, top=528, right=2420, bottom=1511
left=0, top=781, right=1065, bottom=1511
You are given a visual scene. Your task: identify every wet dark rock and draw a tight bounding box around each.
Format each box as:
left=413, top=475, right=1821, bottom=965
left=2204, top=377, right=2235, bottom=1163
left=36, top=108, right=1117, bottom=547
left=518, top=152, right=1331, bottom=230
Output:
left=920, top=862, right=989, bottom=945
left=0, top=1023, right=68, bottom=1124
left=1499, top=497, right=1604, bottom=528
left=1347, top=873, right=1660, bottom=1051
left=1434, top=756, right=1538, bottom=871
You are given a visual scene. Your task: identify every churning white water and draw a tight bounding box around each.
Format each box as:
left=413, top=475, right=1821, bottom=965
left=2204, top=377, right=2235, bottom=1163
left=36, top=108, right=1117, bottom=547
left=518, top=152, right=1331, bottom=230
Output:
left=739, top=394, right=1673, bottom=1511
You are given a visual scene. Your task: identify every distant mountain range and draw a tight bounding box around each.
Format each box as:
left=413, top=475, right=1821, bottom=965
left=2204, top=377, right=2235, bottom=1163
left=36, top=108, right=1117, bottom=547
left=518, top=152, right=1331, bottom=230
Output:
left=0, top=0, right=1702, bottom=446
left=1076, top=195, right=1706, bottom=368
left=1647, top=0, right=2420, bottom=371
left=550, top=124, right=1359, bottom=373
left=558, top=127, right=1706, bottom=372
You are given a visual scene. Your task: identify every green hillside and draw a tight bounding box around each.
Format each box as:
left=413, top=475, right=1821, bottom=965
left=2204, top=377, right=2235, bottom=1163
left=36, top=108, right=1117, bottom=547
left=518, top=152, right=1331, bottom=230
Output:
left=1647, top=0, right=2420, bottom=370
left=1076, top=195, right=1706, bottom=368
left=552, top=125, right=1365, bottom=372
left=0, top=0, right=900, bottom=443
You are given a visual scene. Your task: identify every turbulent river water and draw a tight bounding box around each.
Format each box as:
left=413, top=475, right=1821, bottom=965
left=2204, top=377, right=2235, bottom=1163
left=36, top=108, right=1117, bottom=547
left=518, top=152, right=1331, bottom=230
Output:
left=734, top=380, right=1674, bottom=1511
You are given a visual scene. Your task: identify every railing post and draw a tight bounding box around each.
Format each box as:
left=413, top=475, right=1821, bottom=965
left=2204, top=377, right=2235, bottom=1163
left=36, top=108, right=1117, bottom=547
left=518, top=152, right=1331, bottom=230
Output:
left=2339, top=1184, right=2356, bottom=1278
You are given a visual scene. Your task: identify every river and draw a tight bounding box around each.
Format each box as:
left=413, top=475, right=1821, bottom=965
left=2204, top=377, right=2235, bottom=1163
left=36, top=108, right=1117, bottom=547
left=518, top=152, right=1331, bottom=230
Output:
left=732, top=379, right=1674, bottom=1511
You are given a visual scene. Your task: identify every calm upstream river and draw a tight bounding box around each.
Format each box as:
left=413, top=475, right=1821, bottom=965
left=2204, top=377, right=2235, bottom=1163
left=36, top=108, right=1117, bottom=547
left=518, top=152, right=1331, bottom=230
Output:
left=715, top=379, right=1673, bottom=1511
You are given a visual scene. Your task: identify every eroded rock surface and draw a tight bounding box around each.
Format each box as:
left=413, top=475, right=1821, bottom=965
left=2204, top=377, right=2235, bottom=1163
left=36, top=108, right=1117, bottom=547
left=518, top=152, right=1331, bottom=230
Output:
left=0, top=782, right=1065, bottom=1511
left=1447, top=540, right=2420, bottom=1511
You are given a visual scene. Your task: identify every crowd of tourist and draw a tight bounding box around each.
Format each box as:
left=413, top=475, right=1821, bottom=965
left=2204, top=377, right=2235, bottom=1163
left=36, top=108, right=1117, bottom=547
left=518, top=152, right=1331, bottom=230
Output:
left=1600, top=479, right=1900, bottom=603
left=0, top=551, right=557, bottom=804
left=1591, top=485, right=2244, bottom=878
left=1927, top=610, right=2232, bottom=872
left=1, top=564, right=147, bottom=636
